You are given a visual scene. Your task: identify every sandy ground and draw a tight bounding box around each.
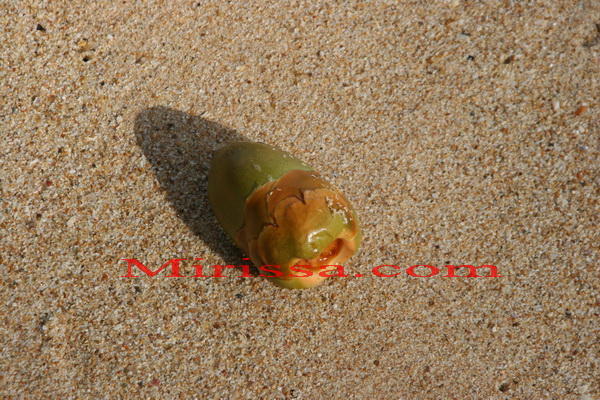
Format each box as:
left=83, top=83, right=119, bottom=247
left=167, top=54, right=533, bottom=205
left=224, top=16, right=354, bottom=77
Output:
left=1, top=1, right=599, bottom=399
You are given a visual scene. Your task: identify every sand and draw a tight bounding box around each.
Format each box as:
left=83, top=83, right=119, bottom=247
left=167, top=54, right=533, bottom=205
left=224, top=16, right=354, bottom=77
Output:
left=1, top=1, right=599, bottom=398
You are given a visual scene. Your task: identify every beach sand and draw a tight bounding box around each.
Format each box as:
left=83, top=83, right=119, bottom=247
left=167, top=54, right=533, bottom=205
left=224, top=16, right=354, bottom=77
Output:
left=1, top=1, right=598, bottom=398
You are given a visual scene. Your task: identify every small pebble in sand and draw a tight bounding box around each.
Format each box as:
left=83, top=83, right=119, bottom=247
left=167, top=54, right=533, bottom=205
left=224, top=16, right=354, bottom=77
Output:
left=574, top=105, right=587, bottom=116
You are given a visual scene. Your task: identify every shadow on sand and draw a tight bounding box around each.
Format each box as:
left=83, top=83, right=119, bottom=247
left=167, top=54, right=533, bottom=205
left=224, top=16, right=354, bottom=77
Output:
left=133, top=106, right=248, bottom=264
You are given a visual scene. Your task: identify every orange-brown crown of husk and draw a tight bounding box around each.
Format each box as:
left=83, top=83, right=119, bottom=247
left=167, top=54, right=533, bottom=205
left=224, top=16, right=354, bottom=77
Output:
left=235, top=169, right=361, bottom=287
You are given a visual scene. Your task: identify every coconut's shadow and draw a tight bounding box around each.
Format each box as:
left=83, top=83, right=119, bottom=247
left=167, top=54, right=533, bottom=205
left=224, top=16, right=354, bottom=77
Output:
left=134, top=106, right=246, bottom=261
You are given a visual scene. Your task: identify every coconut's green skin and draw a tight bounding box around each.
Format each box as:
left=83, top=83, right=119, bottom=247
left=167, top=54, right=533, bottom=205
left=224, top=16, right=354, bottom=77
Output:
left=208, top=142, right=312, bottom=240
